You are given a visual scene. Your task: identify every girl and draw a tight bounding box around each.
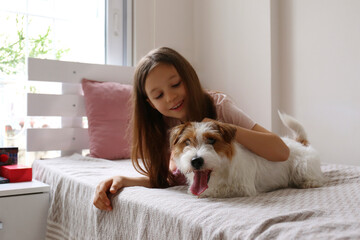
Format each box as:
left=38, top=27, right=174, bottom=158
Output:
left=93, top=47, right=289, bottom=211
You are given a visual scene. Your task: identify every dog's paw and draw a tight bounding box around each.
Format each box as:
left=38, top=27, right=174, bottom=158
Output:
left=298, top=180, right=324, bottom=189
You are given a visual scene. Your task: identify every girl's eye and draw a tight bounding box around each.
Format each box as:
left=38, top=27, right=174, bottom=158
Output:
left=155, top=93, right=163, bottom=99
left=207, top=138, right=216, bottom=145
left=172, top=81, right=181, bottom=88
left=185, top=139, right=191, bottom=146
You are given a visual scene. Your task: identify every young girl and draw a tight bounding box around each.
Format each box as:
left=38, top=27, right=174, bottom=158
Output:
left=93, top=47, right=289, bottom=211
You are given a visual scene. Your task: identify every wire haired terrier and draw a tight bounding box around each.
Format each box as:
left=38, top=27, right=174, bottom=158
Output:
left=170, top=112, right=324, bottom=198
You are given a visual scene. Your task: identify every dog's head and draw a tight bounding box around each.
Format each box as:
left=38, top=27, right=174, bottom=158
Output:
left=170, top=121, right=237, bottom=196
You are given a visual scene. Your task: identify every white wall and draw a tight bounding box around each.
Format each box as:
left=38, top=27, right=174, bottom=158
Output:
left=277, top=0, right=360, bottom=166
left=134, top=0, right=273, bottom=128
left=134, top=0, right=360, bottom=165
left=133, top=0, right=194, bottom=66
left=193, top=1, right=273, bottom=130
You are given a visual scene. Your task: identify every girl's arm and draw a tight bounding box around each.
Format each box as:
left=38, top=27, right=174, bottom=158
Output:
left=93, top=176, right=151, bottom=211
left=234, top=123, right=290, bottom=162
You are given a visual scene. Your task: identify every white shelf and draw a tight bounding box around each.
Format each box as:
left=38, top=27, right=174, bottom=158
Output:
left=0, top=179, right=49, bottom=240
left=0, top=180, right=49, bottom=197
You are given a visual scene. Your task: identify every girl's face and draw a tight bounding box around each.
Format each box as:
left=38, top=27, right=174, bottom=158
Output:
left=145, top=63, right=188, bottom=122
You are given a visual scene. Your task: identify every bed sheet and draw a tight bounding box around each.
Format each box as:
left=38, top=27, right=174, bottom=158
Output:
left=33, top=154, right=360, bottom=240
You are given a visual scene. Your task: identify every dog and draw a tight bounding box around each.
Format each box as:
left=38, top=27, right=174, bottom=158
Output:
left=169, top=112, right=324, bottom=198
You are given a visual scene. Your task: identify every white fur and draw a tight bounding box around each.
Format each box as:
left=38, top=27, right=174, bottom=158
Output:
left=173, top=113, right=324, bottom=198
left=278, top=110, right=307, bottom=141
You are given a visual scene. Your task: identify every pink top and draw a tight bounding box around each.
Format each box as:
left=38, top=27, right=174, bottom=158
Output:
left=165, top=91, right=256, bottom=129
left=208, top=91, right=256, bottom=129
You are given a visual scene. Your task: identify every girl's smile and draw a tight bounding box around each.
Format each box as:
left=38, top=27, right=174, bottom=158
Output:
left=145, top=63, right=188, bottom=121
left=170, top=100, right=184, bottom=111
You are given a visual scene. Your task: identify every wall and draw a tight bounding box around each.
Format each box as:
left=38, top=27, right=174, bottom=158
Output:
left=193, top=0, right=273, bottom=130
left=277, top=0, right=360, bottom=165
left=134, top=0, right=273, bottom=129
left=134, top=0, right=360, bottom=165
left=133, top=0, right=194, bottom=66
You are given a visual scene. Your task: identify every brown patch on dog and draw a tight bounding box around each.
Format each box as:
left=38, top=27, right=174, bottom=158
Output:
left=215, top=122, right=237, bottom=143
left=206, top=121, right=237, bottom=160
left=170, top=123, right=197, bottom=159
left=296, top=137, right=309, bottom=146
left=170, top=122, right=190, bottom=146
left=170, top=121, right=238, bottom=161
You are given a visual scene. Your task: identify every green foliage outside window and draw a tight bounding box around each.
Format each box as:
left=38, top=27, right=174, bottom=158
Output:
left=0, top=15, right=69, bottom=76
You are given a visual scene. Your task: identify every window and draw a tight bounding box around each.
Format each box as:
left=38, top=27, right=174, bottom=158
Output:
left=0, top=0, right=132, bottom=165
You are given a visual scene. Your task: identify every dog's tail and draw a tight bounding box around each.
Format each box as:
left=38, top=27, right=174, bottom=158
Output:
left=278, top=111, right=309, bottom=146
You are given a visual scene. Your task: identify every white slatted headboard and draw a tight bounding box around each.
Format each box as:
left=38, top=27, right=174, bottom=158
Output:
left=27, top=58, right=135, bottom=157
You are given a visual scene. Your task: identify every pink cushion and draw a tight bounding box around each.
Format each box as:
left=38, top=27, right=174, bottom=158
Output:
left=82, top=79, right=132, bottom=159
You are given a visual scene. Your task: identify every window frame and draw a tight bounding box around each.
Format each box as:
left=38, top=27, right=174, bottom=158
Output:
left=106, top=0, right=133, bottom=66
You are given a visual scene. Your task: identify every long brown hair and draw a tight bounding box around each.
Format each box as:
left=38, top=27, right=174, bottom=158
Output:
left=131, top=47, right=216, bottom=188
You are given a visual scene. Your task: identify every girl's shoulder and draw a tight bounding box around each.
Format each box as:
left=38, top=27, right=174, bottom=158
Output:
left=206, top=90, right=232, bottom=105
left=206, top=90, right=256, bottom=129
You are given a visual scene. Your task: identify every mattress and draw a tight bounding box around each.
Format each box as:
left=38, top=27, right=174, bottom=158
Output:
left=33, top=154, right=360, bottom=240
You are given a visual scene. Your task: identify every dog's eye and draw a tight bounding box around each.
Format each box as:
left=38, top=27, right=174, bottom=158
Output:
left=207, top=138, right=216, bottom=145
left=185, top=139, right=191, bottom=146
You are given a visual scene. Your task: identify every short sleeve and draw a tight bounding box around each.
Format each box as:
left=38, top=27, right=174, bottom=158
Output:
left=209, top=91, right=256, bottom=129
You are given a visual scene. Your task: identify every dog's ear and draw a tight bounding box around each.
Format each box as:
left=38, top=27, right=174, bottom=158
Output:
left=169, top=122, right=190, bottom=147
left=216, top=122, right=237, bottom=143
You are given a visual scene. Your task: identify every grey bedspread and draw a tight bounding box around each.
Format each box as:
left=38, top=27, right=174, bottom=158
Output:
left=33, top=154, right=360, bottom=240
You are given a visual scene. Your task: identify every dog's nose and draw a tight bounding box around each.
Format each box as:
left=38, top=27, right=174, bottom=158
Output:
left=191, top=156, right=204, bottom=170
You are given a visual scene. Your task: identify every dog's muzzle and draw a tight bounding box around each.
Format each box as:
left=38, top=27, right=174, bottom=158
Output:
left=189, top=156, right=213, bottom=196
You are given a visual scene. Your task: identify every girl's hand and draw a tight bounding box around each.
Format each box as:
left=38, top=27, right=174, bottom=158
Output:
left=93, top=176, right=124, bottom=211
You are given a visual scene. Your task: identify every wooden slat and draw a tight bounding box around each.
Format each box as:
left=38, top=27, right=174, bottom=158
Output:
left=28, top=58, right=135, bottom=84
left=27, top=93, right=86, bottom=117
left=27, top=128, right=89, bottom=152
left=26, top=58, right=135, bottom=156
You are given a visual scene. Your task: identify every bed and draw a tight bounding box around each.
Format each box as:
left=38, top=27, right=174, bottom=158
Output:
left=28, top=58, right=360, bottom=240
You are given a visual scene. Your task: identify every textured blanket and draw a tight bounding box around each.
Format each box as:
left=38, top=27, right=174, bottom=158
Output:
left=33, top=154, right=360, bottom=240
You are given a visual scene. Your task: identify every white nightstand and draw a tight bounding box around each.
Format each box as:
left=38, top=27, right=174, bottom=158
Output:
left=0, top=180, right=50, bottom=240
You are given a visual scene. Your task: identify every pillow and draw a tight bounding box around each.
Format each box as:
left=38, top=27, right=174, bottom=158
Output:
left=82, top=79, right=133, bottom=159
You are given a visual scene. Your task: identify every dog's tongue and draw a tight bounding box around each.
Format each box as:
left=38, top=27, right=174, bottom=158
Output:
left=190, top=170, right=211, bottom=196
